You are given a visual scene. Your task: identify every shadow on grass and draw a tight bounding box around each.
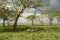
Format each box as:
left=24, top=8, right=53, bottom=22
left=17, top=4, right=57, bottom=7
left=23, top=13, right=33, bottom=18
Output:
left=0, top=25, right=60, bottom=33
left=0, top=27, right=30, bottom=33
left=0, top=27, right=46, bottom=33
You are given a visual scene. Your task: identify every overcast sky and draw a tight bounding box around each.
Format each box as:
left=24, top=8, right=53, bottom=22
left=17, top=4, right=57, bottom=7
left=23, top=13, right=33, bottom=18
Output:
left=50, top=0, right=60, bottom=9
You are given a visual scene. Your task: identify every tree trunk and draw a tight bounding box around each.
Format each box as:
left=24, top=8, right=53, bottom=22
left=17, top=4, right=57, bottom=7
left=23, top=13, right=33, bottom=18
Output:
left=32, top=19, right=34, bottom=25
left=39, top=20, right=43, bottom=25
left=49, top=19, right=52, bottom=25
left=13, top=8, right=25, bottom=31
left=13, top=13, right=20, bottom=31
left=7, top=20, right=10, bottom=26
left=3, top=19, right=5, bottom=30
left=3, top=20, right=5, bottom=27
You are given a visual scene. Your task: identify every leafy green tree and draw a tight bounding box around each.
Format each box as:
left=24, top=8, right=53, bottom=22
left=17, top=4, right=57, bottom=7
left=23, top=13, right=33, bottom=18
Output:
left=36, top=14, right=44, bottom=25
left=0, top=6, right=16, bottom=29
left=0, top=8, right=9, bottom=30
left=11, top=0, right=49, bottom=31
left=42, top=9, right=60, bottom=25
left=26, top=15, right=36, bottom=25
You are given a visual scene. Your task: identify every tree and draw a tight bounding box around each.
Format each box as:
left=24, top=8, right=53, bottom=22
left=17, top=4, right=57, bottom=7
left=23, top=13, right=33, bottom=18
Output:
left=26, top=15, right=36, bottom=25
left=42, top=9, right=60, bottom=25
left=11, top=0, right=49, bottom=31
left=0, top=8, right=9, bottom=30
left=36, top=14, right=44, bottom=25
left=0, top=6, right=16, bottom=30
left=0, top=0, right=9, bottom=28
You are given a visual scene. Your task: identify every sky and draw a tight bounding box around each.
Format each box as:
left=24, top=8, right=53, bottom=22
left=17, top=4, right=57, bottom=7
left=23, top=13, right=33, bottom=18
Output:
left=0, top=0, right=60, bottom=9
left=50, top=0, right=60, bottom=9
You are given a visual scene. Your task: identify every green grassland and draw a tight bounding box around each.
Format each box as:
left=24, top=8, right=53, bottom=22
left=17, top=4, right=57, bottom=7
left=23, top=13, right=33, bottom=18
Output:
left=0, top=25, right=60, bottom=40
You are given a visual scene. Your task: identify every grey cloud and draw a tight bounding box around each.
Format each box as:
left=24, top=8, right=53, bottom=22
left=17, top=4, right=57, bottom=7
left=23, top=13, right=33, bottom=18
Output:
left=50, top=0, right=60, bottom=9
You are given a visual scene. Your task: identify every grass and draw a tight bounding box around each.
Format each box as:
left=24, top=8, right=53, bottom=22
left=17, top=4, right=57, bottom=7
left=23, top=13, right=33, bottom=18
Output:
left=0, top=25, right=60, bottom=40
left=0, top=32, right=60, bottom=40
